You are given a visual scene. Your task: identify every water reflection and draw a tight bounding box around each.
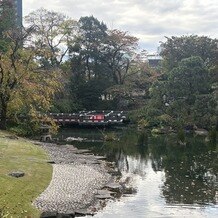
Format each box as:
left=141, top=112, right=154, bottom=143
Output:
left=161, top=141, right=217, bottom=205
left=58, top=128, right=218, bottom=217
left=105, top=131, right=217, bottom=206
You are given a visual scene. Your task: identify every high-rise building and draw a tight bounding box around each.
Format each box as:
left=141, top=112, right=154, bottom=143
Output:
left=14, top=0, right=22, bottom=26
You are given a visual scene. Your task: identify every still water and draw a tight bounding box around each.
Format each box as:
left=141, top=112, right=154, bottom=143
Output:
left=58, top=127, right=218, bottom=217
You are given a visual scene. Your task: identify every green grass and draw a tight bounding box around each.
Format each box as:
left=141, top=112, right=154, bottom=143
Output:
left=0, top=131, right=52, bottom=217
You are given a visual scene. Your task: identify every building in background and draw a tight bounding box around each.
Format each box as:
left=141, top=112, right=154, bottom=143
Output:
left=147, top=54, right=162, bottom=68
left=14, top=0, right=22, bottom=26
left=137, top=50, right=163, bottom=68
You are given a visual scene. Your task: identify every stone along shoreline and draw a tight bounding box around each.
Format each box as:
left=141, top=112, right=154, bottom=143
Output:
left=32, top=142, right=123, bottom=217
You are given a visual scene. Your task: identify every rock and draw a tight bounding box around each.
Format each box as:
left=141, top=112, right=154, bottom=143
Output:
left=74, top=209, right=94, bottom=216
left=106, top=162, right=116, bottom=167
left=195, top=129, right=208, bottom=136
left=178, top=140, right=186, bottom=146
left=96, top=190, right=115, bottom=195
left=77, top=159, right=87, bottom=164
left=122, top=187, right=137, bottom=194
left=65, top=210, right=75, bottom=217
left=107, top=170, right=121, bottom=176
left=41, top=135, right=52, bottom=142
left=94, top=156, right=107, bottom=160
left=65, top=137, right=86, bottom=142
left=57, top=213, right=74, bottom=218
left=40, top=211, right=57, bottom=218
left=47, top=161, right=56, bottom=164
left=95, top=194, right=113, bottom=199
left=33, top=141, right=42, bottom=146
left=86, top=160, right=100, bottom=165
left=104, top=182, right=122, bottom=192
left=121, top=176, right=131, bottom=184
left=73, top=149, right=90, bottom=154
left=8, top=171, right=25, bottom=178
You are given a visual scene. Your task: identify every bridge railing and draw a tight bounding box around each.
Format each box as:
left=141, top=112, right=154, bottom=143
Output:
left=48, top=111, right=128, bottom=126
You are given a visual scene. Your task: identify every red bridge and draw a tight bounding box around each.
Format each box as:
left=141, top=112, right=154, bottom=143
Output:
left=49, top=111, right=128, bottom=126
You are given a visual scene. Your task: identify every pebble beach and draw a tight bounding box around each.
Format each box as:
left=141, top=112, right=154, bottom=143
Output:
left=33, top=142, right=113, bottom=215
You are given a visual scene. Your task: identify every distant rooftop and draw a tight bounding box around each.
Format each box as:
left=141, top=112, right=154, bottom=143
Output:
left=147, top=54, right=162, bottom=60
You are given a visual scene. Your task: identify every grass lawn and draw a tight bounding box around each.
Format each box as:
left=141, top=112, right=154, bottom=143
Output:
left=0, top=131, right=52, bottom=217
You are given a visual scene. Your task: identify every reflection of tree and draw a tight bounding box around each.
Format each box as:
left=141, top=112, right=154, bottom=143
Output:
left=161, top=138, right=217, bottom=204
left=111, top=131, right=217, bottom=204
left=77, top=129, right=217, bottom=205
left=149, top=137, right=168, bottom=172
left=116, top=149, right=129, bottom=172
left=103, top=129, right=149, bottom=175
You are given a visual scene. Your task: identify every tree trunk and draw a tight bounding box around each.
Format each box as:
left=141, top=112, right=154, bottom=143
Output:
left=0, top=99, right=7, bottom=130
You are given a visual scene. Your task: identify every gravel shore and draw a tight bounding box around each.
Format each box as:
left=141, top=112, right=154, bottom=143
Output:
left=33, top=142, right=112, bottom=214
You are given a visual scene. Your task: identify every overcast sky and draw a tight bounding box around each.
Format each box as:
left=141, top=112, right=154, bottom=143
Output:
left=23, top=0, right=218, bottom=52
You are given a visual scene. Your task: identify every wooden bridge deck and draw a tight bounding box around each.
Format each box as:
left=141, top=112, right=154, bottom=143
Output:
left=49, top=111, right=128, bottom=126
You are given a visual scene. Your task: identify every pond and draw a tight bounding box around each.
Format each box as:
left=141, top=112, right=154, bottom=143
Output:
left=58, top=127, right=218, bottom=217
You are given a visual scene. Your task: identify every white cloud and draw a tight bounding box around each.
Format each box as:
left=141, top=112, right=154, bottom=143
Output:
left=23, top=0, right=218, bottom=52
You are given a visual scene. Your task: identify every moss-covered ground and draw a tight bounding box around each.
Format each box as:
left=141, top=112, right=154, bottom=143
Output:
left=0, top=131, right=52, bottom=217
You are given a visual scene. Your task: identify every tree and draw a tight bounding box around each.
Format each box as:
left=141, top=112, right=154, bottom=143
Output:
left=144, top=56, right=216, bottom=129
left=0, top=28, right=61, bottom=130
left=25, top=8, right=77, bottom=114
left=165, top=56, right=214, bottom=127
left=102, top=29, right=139, bottom=85
left=70, top=15, right=108, bottom=80
left=160, top=35, right=218, bottom=71
left=69, top=16, right=110, bottom=109
left=25, top=8, right=77, bottom=69
left=136, top=35, right=218, bottom=129
left=70, top=24, right=153, bottom=110
left=209, top=46, right=218, bottom=130
left=102, top=31, right=158, bottom=109
left=0, top=27, right=30, bottom=129
left=106, top=56, right=155, bottom=110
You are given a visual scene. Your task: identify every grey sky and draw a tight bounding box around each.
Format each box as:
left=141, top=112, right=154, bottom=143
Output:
left=23, top=0, right=218, bottom=52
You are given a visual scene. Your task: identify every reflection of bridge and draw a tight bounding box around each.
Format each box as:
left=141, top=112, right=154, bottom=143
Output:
left=49, top=111, right=128, bottom=126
